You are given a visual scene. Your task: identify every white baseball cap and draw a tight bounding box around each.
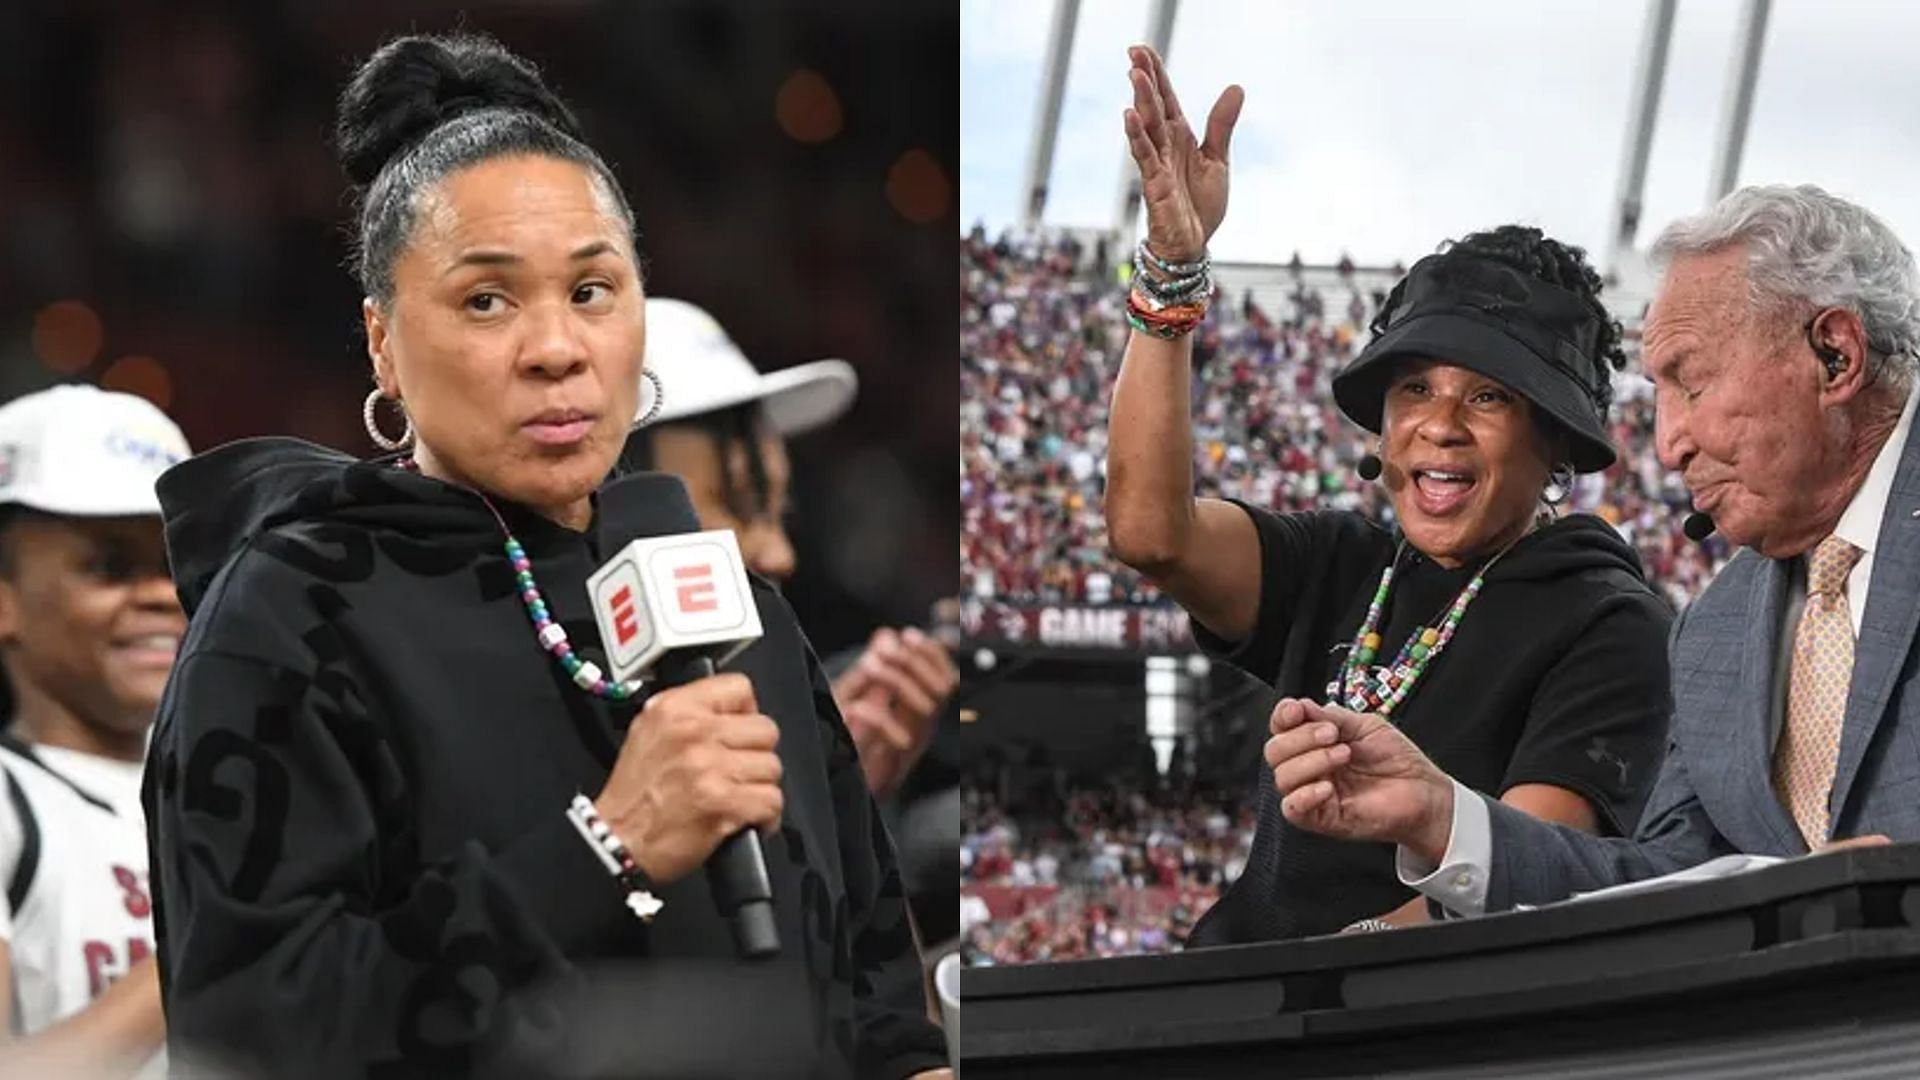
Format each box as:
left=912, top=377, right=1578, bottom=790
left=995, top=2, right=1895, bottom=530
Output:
left=0, top=385, right=191, bottom=517
left=640, top=297, right=858, bottom=435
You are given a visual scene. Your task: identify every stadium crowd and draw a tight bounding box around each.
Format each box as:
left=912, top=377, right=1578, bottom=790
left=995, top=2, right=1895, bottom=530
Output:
left=959, top=227, right=1737, bottom=962
left=959, top=779, right=1254, bottom=965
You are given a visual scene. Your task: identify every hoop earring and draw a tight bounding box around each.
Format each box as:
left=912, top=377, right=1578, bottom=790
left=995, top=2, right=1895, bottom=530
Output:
left=363, top=388, right=414, bottom=451
left=631, top=369, right=665, bottom=428
left=1542, top=463, right=1575, bottom=508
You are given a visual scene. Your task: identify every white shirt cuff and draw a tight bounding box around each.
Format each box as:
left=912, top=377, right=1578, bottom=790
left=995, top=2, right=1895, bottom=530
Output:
left=1394, top=778, right=1492, bottom=917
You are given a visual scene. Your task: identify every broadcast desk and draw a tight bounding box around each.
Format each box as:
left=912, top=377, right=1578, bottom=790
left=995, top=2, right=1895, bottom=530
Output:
left=961, top=844, right=1920, bottom=1078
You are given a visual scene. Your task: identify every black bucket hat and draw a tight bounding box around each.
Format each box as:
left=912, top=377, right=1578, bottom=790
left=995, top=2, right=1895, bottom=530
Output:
left=1330, top=252, right=1617, bottom=473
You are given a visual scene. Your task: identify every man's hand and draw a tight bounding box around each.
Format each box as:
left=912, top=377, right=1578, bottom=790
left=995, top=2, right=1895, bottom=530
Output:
left=1264, top=698, right=1456, bottom=863
left=833, top=627, right=958, bottom=797
left=908, top=1070, right=954, bottom=1080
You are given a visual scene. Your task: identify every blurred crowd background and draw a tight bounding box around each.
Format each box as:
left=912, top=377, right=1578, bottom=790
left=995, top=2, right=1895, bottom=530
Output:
left=0, top=0, right=957, bottom=659
left=958, top=227, right=1736, bottom=966
left=961, top=778, right=1253, bottom=965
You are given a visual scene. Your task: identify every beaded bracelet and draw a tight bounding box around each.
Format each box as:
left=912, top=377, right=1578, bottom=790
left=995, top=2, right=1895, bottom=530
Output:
left=1121, top=276, right=1213, bottom=311
left=1126, top=232, right=1213, bottom=339
left=1126, top=309, right=1199, bottom=340
left=1129, top=296, right=1210, bottom=328
left=1128, top=243, right=1205, bottom=292
left=1126, top=285, right=1210, bottom=339
left=1136, top=239, right=1209, bottom=277
left=1125, top=309, right=1176, bottom=339
left=1134, top=265, right=1212, bottom=305
left=565, top=794, right=665, bottom=922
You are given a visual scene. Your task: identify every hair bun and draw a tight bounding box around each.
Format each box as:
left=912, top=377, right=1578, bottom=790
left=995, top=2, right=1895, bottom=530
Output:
left=335, top=33, right=583, bottom=189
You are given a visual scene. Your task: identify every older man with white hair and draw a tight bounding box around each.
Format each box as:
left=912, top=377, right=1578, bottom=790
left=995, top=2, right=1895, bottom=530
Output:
left=1261, top=184, right=1920, bottom=916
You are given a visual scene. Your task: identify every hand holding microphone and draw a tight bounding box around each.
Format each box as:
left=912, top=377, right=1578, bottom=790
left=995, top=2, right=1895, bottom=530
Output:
left=587, top=474, right=781, bottom=958
left=592, top=673, right=783, bottom=889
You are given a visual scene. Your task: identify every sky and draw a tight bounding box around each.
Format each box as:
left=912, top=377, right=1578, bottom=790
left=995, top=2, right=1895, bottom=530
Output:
left=961, top=0, right=1920, bottom=270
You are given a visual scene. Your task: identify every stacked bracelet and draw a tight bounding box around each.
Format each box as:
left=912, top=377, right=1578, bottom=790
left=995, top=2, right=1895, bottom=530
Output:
left=1126, top=291, right=1211, bottom=338
left=565, top=794, right=665, bottom=922
left=1137, top=241, right=1209, bottom=277
left=1128, top=240, right=1214, bottom=338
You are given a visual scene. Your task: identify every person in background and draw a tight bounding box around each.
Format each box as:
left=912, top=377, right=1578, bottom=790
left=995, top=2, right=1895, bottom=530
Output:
left=619, top=298, right=962, bottom=950
left=0, top=384, right=189, bottom=1079
left=621, top=297, right=959, bottom=803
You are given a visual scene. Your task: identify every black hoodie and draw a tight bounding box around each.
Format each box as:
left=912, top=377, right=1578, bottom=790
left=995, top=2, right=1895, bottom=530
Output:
left=144, top=438, right=946, bottom=1079
left=1185, top=505, right=1674, bottom=945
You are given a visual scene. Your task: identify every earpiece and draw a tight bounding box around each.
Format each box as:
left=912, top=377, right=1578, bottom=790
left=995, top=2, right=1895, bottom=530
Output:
left=1815, top=340, right=1846, bottom=381
left=1805, top=312, right=1848, bottom=381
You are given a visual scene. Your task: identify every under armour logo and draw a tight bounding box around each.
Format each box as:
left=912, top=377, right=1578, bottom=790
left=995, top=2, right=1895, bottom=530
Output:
left=1586, top=737, right=1631, bottom=786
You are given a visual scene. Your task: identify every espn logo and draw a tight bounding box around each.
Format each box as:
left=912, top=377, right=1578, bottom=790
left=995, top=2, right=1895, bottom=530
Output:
left=605, top=563, right=718, bottom=647
left=586, top=529, right=763, bottom=683
left=593, top=562, right=656, bottom=671
left=650, top=541, right=747, bottom=636
left=608, top=585, right=641, bottom=646
left=675, top=564, right=718, bottom=614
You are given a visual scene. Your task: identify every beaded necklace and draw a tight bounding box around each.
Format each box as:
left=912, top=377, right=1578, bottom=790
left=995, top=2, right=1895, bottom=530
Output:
left=396, top=458, right=641, bottom=703
left=1325, top=533, right=1525, bottom=718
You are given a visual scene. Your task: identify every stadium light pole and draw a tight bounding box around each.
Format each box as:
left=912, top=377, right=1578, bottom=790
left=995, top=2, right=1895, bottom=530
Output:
left=1020, top=0, right=1082, bottom=231
left=1707, top=0, right=1772, bottom=203
left=1112, top=0, right=1180, bottom=250
left=1606, top=0, right=1676, bottom=281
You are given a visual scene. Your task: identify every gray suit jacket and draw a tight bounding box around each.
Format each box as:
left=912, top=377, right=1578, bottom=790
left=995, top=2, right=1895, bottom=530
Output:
left=1484, top=419, right=1920, bottom=910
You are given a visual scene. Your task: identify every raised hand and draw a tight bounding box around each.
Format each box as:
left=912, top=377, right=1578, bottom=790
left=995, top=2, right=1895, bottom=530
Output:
left=1122, top=44, right=1244, bottom=265
left=1264, top=698, right=1455, bottom=861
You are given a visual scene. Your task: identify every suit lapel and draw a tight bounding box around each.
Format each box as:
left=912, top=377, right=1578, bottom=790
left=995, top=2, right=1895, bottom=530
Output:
left=1829, top=420, right=1920, bottom=832
left=1731, top=557, right=1807, bottom=853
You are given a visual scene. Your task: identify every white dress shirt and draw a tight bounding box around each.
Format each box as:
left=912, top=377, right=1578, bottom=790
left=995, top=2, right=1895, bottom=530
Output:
left=1396, top=389, right=1919, bottom=917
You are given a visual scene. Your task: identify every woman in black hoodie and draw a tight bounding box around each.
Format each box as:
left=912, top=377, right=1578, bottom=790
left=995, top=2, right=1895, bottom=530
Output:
left=1104, top=47, right=1674, bottom=943
left=143, top=33, right=947, bottom=1080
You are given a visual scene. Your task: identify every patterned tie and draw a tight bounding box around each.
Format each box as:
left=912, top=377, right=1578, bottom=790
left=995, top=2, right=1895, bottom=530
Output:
left=1773, top=534, right=1864, bottom=848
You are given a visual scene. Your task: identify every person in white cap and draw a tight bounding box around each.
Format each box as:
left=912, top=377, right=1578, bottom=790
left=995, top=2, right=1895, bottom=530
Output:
left=0, top=383, right=188, bottom=1078
left=623, top=297, right=959, bottom=801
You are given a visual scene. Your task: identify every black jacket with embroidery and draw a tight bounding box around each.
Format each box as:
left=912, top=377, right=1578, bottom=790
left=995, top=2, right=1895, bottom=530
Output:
left=144, top=438, right=945, bottom=1079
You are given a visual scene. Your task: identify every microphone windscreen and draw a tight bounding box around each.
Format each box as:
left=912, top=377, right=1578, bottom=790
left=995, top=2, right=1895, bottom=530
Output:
left=1682, top=511, right=1716, bottom=542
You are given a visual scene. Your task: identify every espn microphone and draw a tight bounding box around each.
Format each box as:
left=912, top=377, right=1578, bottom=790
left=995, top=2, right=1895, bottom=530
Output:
left=588, top=474, right=779, bottom=959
